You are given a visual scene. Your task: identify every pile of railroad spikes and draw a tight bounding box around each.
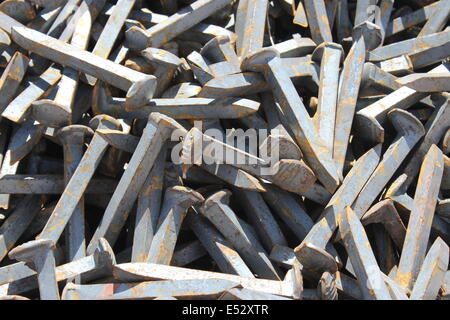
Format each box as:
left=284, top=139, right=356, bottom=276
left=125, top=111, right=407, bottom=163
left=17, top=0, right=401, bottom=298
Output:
left=0, top=0, right=448, bottom=301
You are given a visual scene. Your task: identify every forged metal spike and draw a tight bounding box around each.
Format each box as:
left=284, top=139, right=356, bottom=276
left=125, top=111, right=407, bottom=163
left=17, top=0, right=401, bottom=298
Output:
left=0, top=195, right=42, bottom=262
left=181, top=127, right=314, bottom=193
left=186, top=212, right=254, bottom=277
left=295, top=144, right=381, bottom=266
left=354, top=0, right=377, bottom=25
left=131, top=147, right=166, bottom=262
left=171, top=240, right=207, bottom=267
left=86, top=114, right=184, bottom=254
left=84, top=0, right=136, bottom=86
left=113, top=263, right=296, bottom=297
left=360, top=199, right=406, bottom=250
left=377, top=55, right=413, bottom=76
left=110, top=6, right=237, bottom=43
left=29, top=0, right=103, bottom=75
left=311, top=42, right=343, bottom=154
left=31, top=0, right=104, bottom=128
left=269, top=245, right=299, bottom=269
left=339, top=207, right=391, bottom=300
left=302, top=0, right=332, bottom=45
left=234, top=189, right=288, bottom=251
left=259, top=93, right=303, bottom=161
left=27, top=5, right=63, bottom=33
left=8, top=120, right=45, bottom=164
left=386, top=2, right=439, bottom=38
left=57, top=125, right=94, bottom=269
left=200, top=190, right=281, bottom=280
left=369, top=28, right=450, bottom=62
left=0, top=238, right=116, bottom=295
left=43, top=0, right=81, bottom=39
left=398, top=73, right=450, bottom=92
left=397, top=145, right=444, bottom=290
left=201, top=35, right=239, bottom=71
left=163, top=82, right=201, bottom=99
left=256, top=155, right=316, bottom=194
left=437, top=199, right=450, bottom=219
left=360, top=62, right=401, bottom=96
left=96, top=129, right=139, bottom=153
left=0, top=12, right=24, bottom=35
left=27, top=0, right=67, bottom=9
left=37, top=115, right=121, bottom=243
left=146, top=186, right=204, bottom=265
left=104, top=97, right=260, bottom=120
left=441, top=129, right=450, bottom=154
left=200, top=163, right=266, bottom=191
left=409, top=43, right=450, bottom=70
left=140, top=47, right=182, bottom=97
left=325, top=0, right=338, bottom=30
left=293, top=1, right=307, bottom=26
left=241, top=48, right=340, bottom=193
left=355, top=63, right=449, bottom=144
left=381, top=271, right=410, bottom=300
left=0, top=175, right=118, bottom=194
left=0, top=28, right=10, bottom=53
left=410, top=237, right=449, bottom=300
left=384, top=174, right=450, bottom=244
left=402, top=96, right=450, bottom=187
left=350, top=109, right=424, bottom=219
left=333, top=21, right=382, bottom=176
left=235, top=0, right=268, bottom=58
left=11, top=27, right=157, bottom=109
left=0, top=52, right=28, bottom=113
left=0, top=127, right=22, bottom=209
left=9, top=239, right=59, bottom=300
left=335, top=0, right=352, bottom=43
left=261, top=183, right=314, bottom=241
left=374, top=0, right=394, bottom=44
left=317, top=272, right=338, bottom=300
left=199, top=59, right=319, bottom=98
left=2, top=66, right=62, bottom=124
left=62, top=279, right=238, bottom=300
left=186, top=51, right=215, bottom=85
left=272, top=35, right=316, bottom=58
left=283, top=263, right=303, bottom=300
left=294, top=242, right=338, bottom=276
left=125, top=0, right=234, bottom=50
left=0, top=0, right=36, bottom=24
left=384, top=174, right=413, bottom=210
left=417, top=0, right=450, bottom=37
left=0, top=295, right=29, bottom=300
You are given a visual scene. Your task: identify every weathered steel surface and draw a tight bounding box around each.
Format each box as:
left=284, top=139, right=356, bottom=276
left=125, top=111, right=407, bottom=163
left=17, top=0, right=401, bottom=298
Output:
left=125, top=0, right=234, bottom=50
left=57, top=125, right=94, bottom=269
left=241, top=48, right=340, bottom=193
left=339, top=207, right=391, bottom=300
left=146, top=186, right=204, bottom=264
left=9, top=239, right=59, bottom=300
left=396, top=145, right=444, bottom=290
left=0, top=0, right=449, bottom=301
left=113, top=263, right=297, bottom=298
left=200, top=190, right=281, bottom=280
left=37, top=116, right=120, bottom=243
left=87, top=114, right=184, bottom=254
left=410, top=237, right=449, bottom=300
left=11, top=27, right=156, bottom=108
